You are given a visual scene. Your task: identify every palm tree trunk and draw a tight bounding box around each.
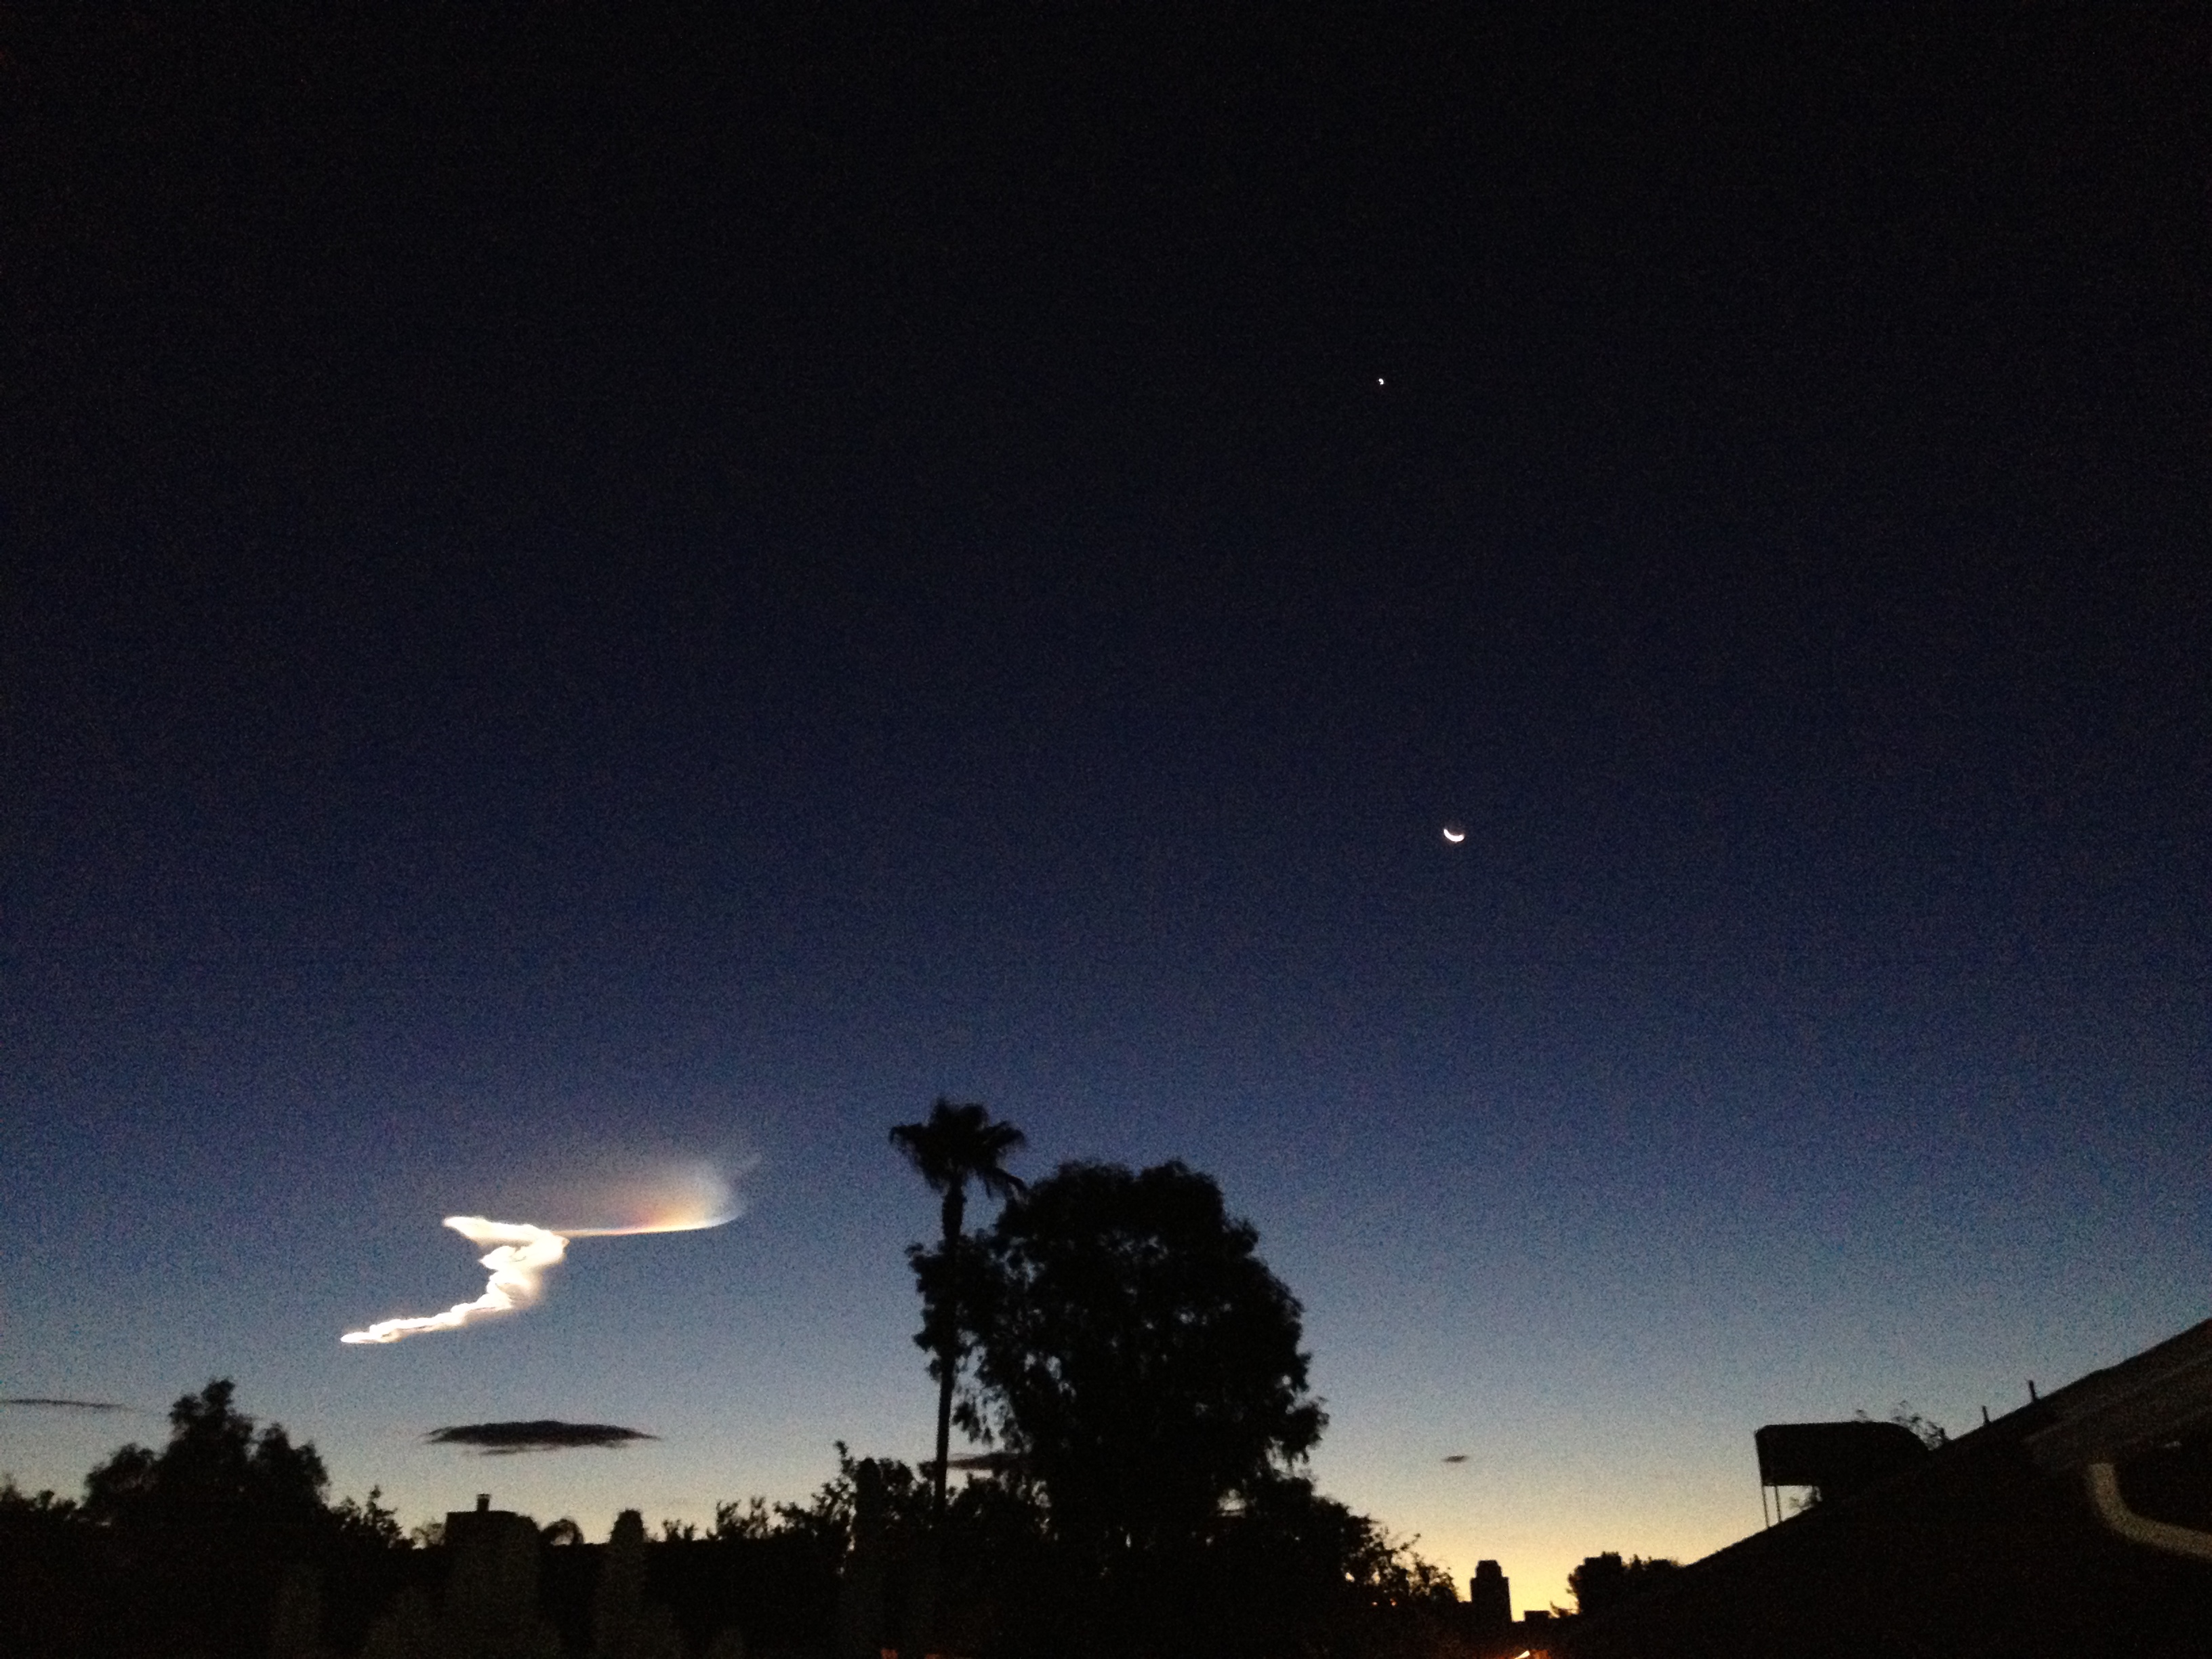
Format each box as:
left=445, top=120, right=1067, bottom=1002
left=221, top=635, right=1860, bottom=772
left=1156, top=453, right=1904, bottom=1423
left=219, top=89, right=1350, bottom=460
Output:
left=922, top=1187, right=966, bottom=1656
left=932, top=1345, right=955, bottom=1519
left=917, top=1361, right=953, bottom=1659
left=930, top=1183, right=964, bottom=1521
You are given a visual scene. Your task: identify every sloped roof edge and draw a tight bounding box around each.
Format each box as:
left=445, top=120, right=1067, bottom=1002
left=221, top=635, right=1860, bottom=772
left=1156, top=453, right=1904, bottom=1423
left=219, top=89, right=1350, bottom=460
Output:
left=2025, top=1315, right=2212, bottom=1472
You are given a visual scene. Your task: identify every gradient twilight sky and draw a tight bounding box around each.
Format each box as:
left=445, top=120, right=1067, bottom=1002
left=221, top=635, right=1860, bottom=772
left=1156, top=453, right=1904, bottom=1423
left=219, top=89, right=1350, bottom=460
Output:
left=3, top=6, right=2208, bottom=1615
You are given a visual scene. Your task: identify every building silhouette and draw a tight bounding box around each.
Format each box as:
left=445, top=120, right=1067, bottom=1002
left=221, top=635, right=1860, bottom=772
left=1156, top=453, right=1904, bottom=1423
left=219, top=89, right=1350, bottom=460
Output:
left=1466, top=1559, right=1512, bottom=1633
left=1559, top=1317, right=2212, bottom=1658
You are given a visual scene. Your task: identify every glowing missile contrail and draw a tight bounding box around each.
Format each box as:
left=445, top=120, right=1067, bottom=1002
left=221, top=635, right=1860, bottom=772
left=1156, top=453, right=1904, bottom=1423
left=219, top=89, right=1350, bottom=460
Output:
left=342, top=1218, right=571, bottom=1345
left=342, top=1163, right=738, bottom=1345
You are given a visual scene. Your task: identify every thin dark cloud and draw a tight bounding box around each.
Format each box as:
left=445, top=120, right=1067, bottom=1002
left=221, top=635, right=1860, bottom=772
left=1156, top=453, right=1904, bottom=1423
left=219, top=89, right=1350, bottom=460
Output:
left=426, top=1420, right=657, bottom=1454
left=0, top=1397, right=135, bottom=1413
left=943, top=1452, right=1015, bottom=1473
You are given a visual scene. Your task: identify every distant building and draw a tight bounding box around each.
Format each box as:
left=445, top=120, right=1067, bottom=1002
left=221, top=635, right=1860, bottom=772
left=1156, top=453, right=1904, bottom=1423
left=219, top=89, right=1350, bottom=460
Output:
left=1455, top=1559, right=1579, bottom=1658
left=1467, top=1559, right=1513, bottom=1632
left=443, top=1492, right=543, bottom=1645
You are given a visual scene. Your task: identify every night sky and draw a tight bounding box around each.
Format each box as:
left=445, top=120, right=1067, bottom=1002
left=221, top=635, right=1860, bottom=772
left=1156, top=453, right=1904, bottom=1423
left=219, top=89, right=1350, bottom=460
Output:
left=4, top=5, right=2208, bottom=1613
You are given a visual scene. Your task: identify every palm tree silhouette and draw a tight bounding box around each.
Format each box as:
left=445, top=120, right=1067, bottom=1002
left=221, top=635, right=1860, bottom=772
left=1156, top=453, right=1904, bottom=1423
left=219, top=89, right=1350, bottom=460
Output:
left=889, top=1097, right=1026, bottom=1522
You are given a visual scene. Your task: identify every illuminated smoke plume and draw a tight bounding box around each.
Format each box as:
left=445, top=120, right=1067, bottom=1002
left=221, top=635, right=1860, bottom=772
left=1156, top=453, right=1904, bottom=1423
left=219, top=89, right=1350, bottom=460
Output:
left=342, top=1162, right=738, bottom=1346
left=342, top=1218, right=569, bottom=1345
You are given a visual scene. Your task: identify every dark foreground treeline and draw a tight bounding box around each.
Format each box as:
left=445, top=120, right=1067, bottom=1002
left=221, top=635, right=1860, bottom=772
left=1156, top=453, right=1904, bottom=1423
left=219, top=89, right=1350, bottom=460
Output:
left=1, top=1385, right=1477, bottom=1659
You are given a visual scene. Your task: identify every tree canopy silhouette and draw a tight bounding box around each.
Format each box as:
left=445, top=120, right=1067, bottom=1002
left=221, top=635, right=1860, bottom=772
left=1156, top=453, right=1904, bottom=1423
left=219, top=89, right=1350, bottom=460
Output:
left=83, top=1378, right=331, bottom=1545
left=954, top=1160, right=1326, bottom=1556
left=24, top=1379, right=407, bottom=1659
left=890, top=1098, right=1026, bottom=1523
left=1570, top=1550, right=1682, bottom=1615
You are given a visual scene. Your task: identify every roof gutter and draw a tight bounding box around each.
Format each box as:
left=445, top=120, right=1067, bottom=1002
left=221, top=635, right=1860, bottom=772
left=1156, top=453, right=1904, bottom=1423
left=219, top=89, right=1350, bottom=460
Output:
left=2082, top=1461, right=2212, bottom=1564
left=2018, top=1318, right=2212, bottom=1564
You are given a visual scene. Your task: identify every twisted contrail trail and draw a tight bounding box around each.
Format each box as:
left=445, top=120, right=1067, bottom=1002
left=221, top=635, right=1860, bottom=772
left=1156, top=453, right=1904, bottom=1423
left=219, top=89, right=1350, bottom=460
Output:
left=342, top=1164, right=737, bottom=1345
left=342, top=1218, right=572, bottom=1345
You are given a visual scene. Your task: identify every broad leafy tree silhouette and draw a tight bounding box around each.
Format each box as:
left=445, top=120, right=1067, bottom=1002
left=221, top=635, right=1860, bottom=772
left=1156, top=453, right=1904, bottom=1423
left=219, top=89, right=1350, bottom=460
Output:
left=65, top=1379, right=386, bottom=1658
left=957, top=1160, right=1326, bottom=1560
left=83, top=1379, right=331, bottom=1542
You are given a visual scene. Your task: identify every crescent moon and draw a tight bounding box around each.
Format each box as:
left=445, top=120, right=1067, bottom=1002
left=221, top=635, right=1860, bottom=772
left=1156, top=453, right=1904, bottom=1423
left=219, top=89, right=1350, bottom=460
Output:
left=1441, top=826, right=1466, bottom=844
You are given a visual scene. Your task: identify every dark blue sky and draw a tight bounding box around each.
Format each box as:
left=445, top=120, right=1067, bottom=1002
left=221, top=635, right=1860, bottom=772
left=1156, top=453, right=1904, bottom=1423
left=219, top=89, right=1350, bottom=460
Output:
left=4, top=4, right=2207, bottom=1608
